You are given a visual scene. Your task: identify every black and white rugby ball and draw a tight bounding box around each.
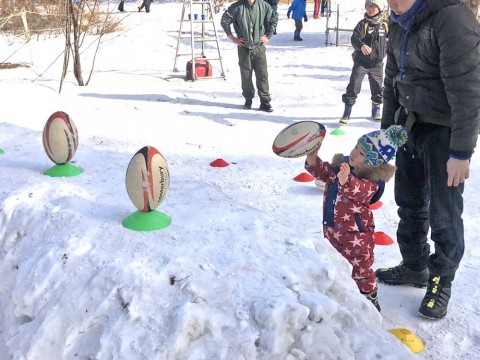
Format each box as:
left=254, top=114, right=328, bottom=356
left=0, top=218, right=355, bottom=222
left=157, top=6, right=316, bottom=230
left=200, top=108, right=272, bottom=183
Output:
left=272, top=121, right=326, bottom=158
left=42, top=111, right=79, bottom=165
left=125, top=146, right=170, bottom=212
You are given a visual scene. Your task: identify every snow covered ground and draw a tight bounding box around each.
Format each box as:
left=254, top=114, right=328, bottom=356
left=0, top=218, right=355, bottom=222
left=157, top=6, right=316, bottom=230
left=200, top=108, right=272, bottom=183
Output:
left=1, top=1, right=479, bottom=359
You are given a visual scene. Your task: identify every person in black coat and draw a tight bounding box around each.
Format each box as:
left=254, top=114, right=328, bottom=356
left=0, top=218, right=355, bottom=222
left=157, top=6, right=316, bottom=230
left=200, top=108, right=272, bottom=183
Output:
left=340, top=0, right=388, bottom=124
left=375, top=0, right=480, bottom=320
left=138, top=0, right=152, bottom=13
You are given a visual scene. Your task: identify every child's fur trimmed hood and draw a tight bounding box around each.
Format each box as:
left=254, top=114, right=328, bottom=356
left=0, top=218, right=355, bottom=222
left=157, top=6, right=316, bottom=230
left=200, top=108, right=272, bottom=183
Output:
left=331, top=153, right=397, bottom=182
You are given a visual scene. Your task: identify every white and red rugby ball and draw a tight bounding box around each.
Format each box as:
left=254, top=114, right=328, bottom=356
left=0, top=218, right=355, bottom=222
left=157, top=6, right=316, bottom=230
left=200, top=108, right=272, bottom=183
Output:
left=272, top=121, right=326, bottom=158
left=126, top=146, right=170, bottom=212
left=42, top=111, right=79, bottom=165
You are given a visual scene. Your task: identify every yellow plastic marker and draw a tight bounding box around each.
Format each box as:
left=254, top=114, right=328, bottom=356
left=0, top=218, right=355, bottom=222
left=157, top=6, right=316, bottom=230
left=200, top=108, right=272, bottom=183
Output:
left=388, top=328, right=425, bottom=353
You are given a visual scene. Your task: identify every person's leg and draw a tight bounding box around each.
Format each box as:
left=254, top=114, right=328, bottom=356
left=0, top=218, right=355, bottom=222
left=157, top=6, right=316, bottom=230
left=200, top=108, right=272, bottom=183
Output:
left=415, top=124, right=465, bottom=278
left=294, top=19, right=303, bottom=40
left=272, top=5, right=278, bottom=34
left=237, top=47, right=255, bottom=103
left=342, top=63, right=367, bottom=106
left=313, top=0, right=319, bottom=18
left=252, top=45, right=271, bottom=106
left=118, top=0, right=124, bottom=12
left=414, top=124, right=463, bottom=318
left=342, top=232, right=377, bottom=294
left=341, top=232, right=380, bottom=311
left=367, top=65, right=384, bottom=104
left=321, top=0, right=327, bottom=15
left=145, top=0, right=151, bottom=12
left=394, top=129, right=431, bottom=271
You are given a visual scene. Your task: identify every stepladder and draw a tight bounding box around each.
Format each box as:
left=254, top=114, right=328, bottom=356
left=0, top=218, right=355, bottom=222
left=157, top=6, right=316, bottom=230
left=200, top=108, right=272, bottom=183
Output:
left=173, top=0, right=226, bottom=81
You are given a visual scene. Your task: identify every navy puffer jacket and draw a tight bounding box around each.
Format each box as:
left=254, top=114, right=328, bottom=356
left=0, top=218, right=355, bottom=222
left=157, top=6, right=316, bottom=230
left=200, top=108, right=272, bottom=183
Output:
left=381, top=0, right=480, bottom=159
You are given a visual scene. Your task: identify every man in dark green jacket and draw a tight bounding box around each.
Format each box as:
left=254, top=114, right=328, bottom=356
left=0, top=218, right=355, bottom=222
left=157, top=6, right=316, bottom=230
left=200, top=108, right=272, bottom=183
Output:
left=375, top=0, right=480, bottom=320
left=221, top=0, right=278, bottom=112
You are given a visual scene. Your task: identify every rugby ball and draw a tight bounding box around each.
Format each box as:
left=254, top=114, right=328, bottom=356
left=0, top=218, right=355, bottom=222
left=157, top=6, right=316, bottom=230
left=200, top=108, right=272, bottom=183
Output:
left=272, top=121, right=326, bottom=158
left=125, top=146, right=170, bottom=212
left=42, top=111, right=79, bottom=165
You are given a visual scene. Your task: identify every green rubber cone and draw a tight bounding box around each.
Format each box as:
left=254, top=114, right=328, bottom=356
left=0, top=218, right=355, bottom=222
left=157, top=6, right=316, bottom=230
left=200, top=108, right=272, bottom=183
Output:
left=330, top=128, right=346, bottom=136
left=122, top=210, right=171, bottom=231
left=43, top=163, right=83, bottom=177
left=0, top=149, right=4, bottom=155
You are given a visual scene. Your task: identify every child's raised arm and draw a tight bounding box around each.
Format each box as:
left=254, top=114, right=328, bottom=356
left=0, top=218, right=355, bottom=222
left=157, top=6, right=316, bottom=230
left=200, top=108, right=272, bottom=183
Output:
left=305, top=144, right=321, bottom=166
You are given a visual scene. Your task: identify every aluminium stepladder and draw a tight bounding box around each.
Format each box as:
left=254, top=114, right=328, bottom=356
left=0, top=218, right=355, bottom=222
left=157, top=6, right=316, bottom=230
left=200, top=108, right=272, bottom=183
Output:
left=173, top=0, right=226, bottom=81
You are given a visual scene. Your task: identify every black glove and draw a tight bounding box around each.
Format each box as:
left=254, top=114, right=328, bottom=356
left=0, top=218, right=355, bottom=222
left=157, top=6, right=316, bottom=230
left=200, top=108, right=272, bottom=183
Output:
left=303, top=15, right=308, bottom=22
left=287, top=11, right=291, bottom=19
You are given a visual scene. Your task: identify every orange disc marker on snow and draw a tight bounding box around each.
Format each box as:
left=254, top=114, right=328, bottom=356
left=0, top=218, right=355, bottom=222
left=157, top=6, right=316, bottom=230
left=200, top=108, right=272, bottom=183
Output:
left=210, top=158, right=229, bottom=167
left=374, top=231, right=394, bottom=245
left=293, top=172, right=315, bottom=182
left=369, top=201, right=383, bottom=210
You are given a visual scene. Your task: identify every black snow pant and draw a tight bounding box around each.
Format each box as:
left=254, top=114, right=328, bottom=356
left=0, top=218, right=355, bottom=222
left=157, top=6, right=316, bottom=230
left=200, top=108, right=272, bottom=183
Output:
left=238, top=45, right=271, bottom=105
left=394, top=122, right=464, bottom=283
left=139, top=0, right=152, bottom=12
left=118, top=0, right=125, bottom=12
left=342, top=62, right=383, bottom=106
left=321, top=0, right=327, bottom=14
left=294, top=19, right=303, bottom=39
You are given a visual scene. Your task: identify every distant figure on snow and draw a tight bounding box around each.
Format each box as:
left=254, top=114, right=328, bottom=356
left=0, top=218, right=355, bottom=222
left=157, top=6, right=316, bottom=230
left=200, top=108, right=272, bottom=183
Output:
left=314, top=0, right=328, bottom=18
left=138, top=0, right=152, bottom=13
left=264, top=0, right=279, bottom=34
left=118, top=0, right=125, bottom=12
left=287, top=0, right=308, bottom=41
left=220, top=0, right=278, bottom=112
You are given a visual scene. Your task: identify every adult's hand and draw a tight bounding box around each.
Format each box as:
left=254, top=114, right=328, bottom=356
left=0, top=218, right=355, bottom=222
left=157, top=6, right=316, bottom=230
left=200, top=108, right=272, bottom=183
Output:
left=228, top=34, right=245, bottom=46
left=260, top=36, right=269, bottom=44
left=447, top=158, right=470, bottom=187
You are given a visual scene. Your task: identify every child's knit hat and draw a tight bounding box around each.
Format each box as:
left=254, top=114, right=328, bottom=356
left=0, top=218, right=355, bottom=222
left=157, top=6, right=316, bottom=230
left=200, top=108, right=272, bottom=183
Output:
left=357, top=125, right=408, bottom=166
left=365, top=0, right=386, bottom=11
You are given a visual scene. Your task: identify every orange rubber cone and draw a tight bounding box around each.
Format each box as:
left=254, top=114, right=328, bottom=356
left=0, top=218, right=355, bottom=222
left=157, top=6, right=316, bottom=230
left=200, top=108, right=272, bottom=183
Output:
left=369, top=201, right=383, bottom=210
left=293, top=173, right=315, bottom=182
left=374, top=231, right=394, bottom=245
left=210, top=158, right=229, bottom=167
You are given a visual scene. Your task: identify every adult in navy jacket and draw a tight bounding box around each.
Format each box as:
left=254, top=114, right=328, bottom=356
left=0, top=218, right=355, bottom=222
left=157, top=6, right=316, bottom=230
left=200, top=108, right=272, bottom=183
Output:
left=375, top=0, right=480, bottom=320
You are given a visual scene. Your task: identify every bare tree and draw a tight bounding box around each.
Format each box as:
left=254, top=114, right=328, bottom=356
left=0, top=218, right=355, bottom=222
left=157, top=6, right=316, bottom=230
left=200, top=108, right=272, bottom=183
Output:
left=59, top=0, right=120, bottom=93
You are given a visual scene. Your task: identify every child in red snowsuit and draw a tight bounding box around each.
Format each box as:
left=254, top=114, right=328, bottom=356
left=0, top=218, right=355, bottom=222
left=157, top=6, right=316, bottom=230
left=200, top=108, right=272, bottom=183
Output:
left=305, top=125, right=407, bottom=311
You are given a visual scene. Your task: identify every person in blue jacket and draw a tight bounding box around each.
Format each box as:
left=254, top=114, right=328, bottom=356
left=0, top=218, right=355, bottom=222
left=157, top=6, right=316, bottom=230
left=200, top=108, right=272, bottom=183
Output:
left=287, top=0, right=308, bottom=41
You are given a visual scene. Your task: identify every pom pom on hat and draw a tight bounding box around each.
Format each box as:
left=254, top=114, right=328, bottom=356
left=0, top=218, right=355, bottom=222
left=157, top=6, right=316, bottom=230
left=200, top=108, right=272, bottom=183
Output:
left=357, top=125, right=408, bottom=166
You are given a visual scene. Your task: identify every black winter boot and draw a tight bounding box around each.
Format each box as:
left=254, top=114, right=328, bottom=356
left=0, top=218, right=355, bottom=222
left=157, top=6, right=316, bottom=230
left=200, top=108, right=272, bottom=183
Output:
left=339, top=105, right=352, bottom=124
left=259, top=102, right=273, bottom=112
left=375, top=262, right=429, bottom=288
left=362, top=291, right=381, bottom=312
left=418, top=276, right=452, bottom=320
left=372, top=102, right=382, bottom=121
left=243, top=100, right=252, bottom=110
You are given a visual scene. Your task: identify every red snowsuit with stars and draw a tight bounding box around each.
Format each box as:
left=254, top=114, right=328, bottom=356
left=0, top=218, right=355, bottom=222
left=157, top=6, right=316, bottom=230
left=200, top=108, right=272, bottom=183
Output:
left=305, top=153, right=395, bottom=294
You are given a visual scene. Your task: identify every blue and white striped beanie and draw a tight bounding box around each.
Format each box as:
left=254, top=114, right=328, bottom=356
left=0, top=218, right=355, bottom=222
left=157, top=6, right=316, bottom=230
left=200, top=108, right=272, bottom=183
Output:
left=357, top=125, right=408, bottom=166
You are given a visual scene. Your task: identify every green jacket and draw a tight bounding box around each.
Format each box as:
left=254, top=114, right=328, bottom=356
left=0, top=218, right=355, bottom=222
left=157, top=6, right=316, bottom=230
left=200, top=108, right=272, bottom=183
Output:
left=221, top=0, right=278, bottom=49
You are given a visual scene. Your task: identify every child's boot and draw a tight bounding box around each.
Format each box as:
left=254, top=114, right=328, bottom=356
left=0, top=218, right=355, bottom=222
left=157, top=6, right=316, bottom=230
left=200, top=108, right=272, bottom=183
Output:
left=339, top=105, right=352, bottom=124
left=294, top=31, right=302, bottom=41
left=372, top=102, right=382, bottom=121
left=362, top=291, right=381, bottom=312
